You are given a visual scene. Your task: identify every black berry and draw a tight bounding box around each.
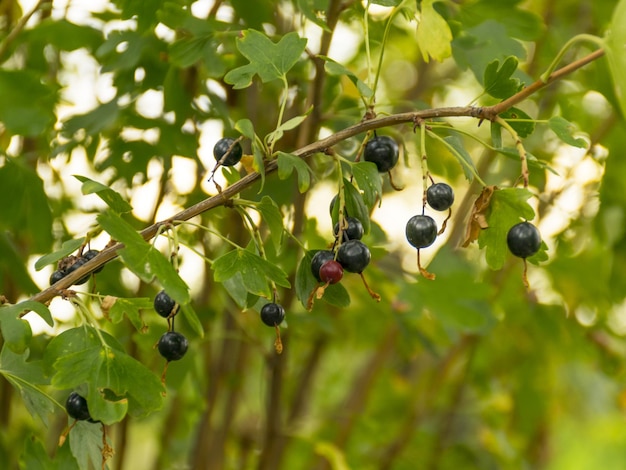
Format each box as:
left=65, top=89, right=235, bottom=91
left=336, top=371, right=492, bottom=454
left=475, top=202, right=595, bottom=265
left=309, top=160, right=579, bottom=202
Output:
left=154, top=290, right=177, bottom=318
left=66, top=258, right=89, bottom=285
left=319, top=260, right=343, bottom=284
left=50, top=269, right=66, bottom=285
left=82, top=249, right=103, bottom=273
left=363, top=136, right=399, bottom=173
left=406, top=215, right=438, bottom=249
left=507, top=222, right=541, bottom=258
left=65, top=392, right=94, bottom=422
left=158, top=331, right=189, bottom=362
left=333, top=216, right=364, bottom=241
left=213, top=137, right=243, bottom=166
left=311, top=250, right=335, bottom=282
left=260, top=302, right=285, bottom=327
left=336, top=240, right=371, bottom=273
left=426, top=183, right=454, bottom=211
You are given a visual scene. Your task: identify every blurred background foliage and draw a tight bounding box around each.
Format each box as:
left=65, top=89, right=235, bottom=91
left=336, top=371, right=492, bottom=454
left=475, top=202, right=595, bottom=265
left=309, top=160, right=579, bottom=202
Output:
left=1, top=0, right=626, bottom=469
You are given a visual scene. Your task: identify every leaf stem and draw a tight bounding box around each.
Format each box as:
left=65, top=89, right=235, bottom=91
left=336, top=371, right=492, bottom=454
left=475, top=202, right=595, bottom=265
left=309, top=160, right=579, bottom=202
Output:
left=540, top=34, right=605, bottom=82
left=494, top=116, right=529, bottom=187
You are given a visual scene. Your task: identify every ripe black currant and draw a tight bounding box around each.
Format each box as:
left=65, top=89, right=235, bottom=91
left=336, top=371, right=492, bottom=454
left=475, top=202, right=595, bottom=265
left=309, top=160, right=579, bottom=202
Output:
left=50, top=269, right=66, bottom=285
left=363, top=135, right=399, bottom=173
left=82, top=249, right=104, bottom=273
left=406, top=215, right=438, bottom=249
left=66, top=257, right=89, bottom=285
left=154, top=290, right=177, bottom=318
left=213, top=137, right=243, bottom=166
left=507, top=222, right=541, bottom=258
left=333, top=216, right=364, bottom=241
left=336, top=239, right=371, bottom=273
left=426, top=183, right=454, bottom=211
left=65, top=392, right=95, bottom=422
left=260, top=302, right=285, bottom=327
left=319, top=260, right=343, bottom=284
left=158, top=331, right=189, bottom=362
left=311, top=250, right=335, bottom=282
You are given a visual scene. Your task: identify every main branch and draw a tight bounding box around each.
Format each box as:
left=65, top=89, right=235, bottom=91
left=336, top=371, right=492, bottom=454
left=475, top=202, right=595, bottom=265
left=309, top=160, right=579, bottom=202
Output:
left=23, top=48, right=605, bottom=310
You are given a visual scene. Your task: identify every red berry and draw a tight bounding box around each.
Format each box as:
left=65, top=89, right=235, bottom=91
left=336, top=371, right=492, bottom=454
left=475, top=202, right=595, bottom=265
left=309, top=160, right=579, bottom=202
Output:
left=319, top=260, right=343, bottom=284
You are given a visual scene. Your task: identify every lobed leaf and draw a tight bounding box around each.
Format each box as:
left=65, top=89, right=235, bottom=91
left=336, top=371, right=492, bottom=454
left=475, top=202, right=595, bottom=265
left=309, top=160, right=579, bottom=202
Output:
left=212, top=248, right=290, bottom=298
left=548, top=116, right=587, bottom=148
left=277, top=151, right=313, bottom=193
left=483, top=56, right=523, bottom=99
left=224, top=30, right=307, bottom=88
left=416, top=0, right=453, bottom=63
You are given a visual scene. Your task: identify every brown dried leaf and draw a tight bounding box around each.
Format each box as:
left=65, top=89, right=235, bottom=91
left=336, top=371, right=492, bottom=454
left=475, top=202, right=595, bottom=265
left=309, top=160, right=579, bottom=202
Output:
left=462, top=185, right=498, bottom=247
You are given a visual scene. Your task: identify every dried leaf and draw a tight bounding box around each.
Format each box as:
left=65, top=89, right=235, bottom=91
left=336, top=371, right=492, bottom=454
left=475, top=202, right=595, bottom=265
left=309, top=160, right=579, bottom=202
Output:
left=462, top=185, right=497, bottom=247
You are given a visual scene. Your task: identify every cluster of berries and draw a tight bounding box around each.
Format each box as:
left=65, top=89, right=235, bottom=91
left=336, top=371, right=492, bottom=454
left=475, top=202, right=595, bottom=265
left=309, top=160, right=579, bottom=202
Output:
left=50, top=249, right=102, bottom=286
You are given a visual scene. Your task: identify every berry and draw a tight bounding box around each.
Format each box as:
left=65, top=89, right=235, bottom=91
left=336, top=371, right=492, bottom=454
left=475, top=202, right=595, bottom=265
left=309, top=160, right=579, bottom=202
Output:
left=363, top=135, right=399, bottom=173
left=319, top=260, right=343, bottom=284
left=260, top=302, right=285, bottom=327
left=311, top=250, right=335, bottom=282
left=50, top=269, right=66, bottom=285
left=65, top=392, right=94, bottom=422
left=213, top=137, right=243, bottom=166
left=336, top=240, right=371, bottom=273
left=426, top=183, right=454, bottom=211
left=333, top=216, right=364, bottom=241
left=158, top=331, right=189, bottom=362
left=66, top=257, right=89, bottom=285
left=83, top=249, right=103, bottom=273
left=154, top=290, right=177, bottom=318
left=406, top=215, right=437, bottom=249
left=507, top=222, right=541, bottom=258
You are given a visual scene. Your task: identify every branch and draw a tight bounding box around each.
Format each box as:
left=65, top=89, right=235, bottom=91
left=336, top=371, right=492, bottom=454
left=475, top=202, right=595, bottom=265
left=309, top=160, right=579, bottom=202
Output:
left=23, top=48, right=605, bottom=311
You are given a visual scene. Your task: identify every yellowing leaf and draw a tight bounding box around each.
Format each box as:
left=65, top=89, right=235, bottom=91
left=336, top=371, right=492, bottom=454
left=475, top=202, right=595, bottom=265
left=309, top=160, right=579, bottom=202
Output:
left=416, top=0, right=452, bottom=63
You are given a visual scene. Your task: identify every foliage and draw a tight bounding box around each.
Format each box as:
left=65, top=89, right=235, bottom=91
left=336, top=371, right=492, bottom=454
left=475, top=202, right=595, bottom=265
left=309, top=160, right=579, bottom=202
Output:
left=1, top=0, right=625, bottom=469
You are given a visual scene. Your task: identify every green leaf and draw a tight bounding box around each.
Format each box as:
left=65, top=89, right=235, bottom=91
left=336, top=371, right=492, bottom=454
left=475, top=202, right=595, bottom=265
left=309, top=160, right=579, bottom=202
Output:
left=27, top=18, right=103, bottom=52
left=297, top=0, right=331, bottom=31
left=416, top=0, right=453, bottom=63
left=500, top=107, right=535, bottom=138
left=224, top=30, right=307, bottom=88
left=604, top=0, right=626, bottom=117
left=452, top=21, right=526, bottom=83
left=1, top=301, right=53, bottom=328
left=105, top=296, right=151, bottom=331
left=97, top=211, right=190, bottom=305
left=74, top=175, right=133, bottom=213
left=0, top=159, right=53, bottom=252
left=351, top=161, right=383, bottom=208
left=490, top=120, right=503, bottom=148
left=20, top=436, right=80, bottom=470
left=277, top=151, right=313, bottom=193
left=548, top=116, right=587, bottom=148
left=48, top=327, right=164, bottom=422
left=35, top=238, right=85, bottom=271
left=180, top=303, right=204, bottom=338
left=442, top=135, right=478, bottom=182
left=212, top=248, right=290, bottom=298
left=478, top=188, right=536, bottom=270
left=321, top=56, right=373, bottom=98
left=267, top=109, right=311, bottom=146
left=62, top=99, right=120, bottom=137
left=256, top=196, right=285, bottom=252
left=68, top=420, right=105, bottom=470
left=483, top=56, right=522, bottom=99
left=0, top=347, right=56, bottom=426
left=235, top=118, right=256, bottom=140
left=0, top=70, right=57, bottom=136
